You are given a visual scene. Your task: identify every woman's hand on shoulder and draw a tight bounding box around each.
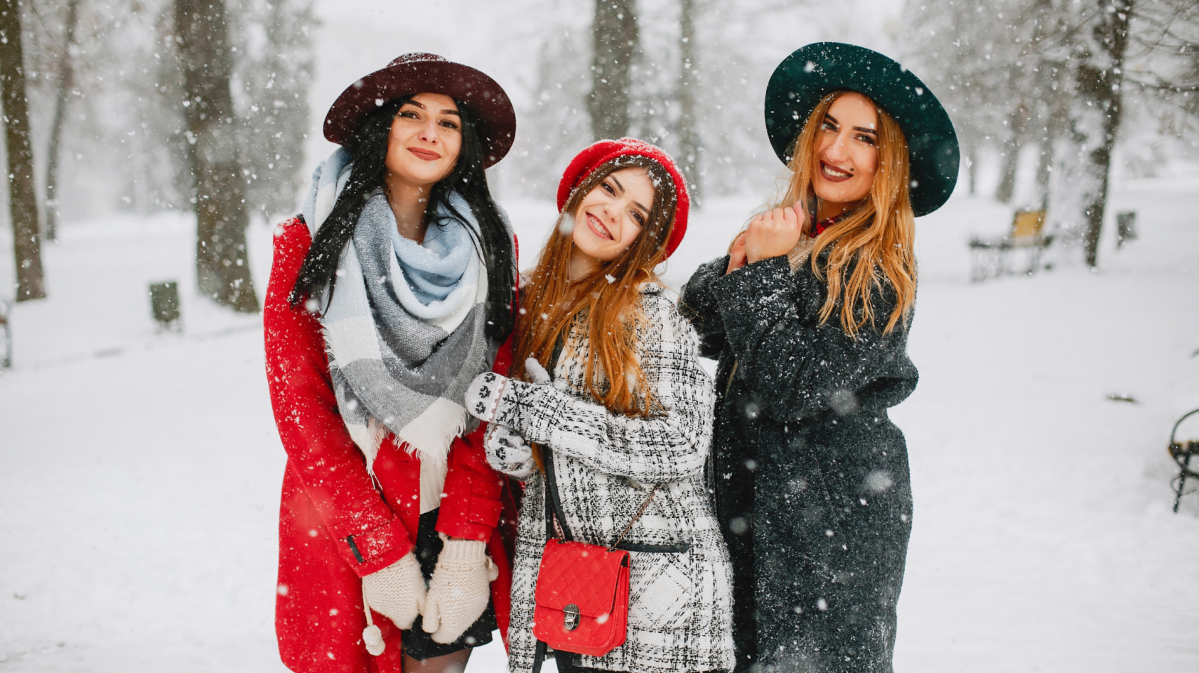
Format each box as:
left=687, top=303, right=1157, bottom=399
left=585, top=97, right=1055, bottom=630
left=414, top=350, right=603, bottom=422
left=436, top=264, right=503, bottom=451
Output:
left=726, top=231, right=748, bottom=275
left=744, top=204, right=805, bottom=265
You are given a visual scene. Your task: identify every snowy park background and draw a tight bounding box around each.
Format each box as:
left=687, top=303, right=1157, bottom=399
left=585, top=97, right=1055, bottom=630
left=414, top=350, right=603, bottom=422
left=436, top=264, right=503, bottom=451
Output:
left=3, top=0, right=1199, bottom=671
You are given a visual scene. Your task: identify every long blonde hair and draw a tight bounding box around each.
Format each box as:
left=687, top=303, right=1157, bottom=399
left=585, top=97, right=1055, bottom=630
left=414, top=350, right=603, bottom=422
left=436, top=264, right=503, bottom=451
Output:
left=774, top=90, right=917, bottom=337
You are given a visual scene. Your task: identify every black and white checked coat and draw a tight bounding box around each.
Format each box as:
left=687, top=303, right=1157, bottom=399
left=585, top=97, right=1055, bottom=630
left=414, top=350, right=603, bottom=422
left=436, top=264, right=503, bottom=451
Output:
left=491, top=285, right=735, bottom=673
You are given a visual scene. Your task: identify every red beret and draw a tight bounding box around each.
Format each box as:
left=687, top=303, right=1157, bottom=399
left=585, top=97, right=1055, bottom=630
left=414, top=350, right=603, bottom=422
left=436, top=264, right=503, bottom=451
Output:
left=556, top=138, right=690, bottom=258
left=323, top=53, right=516, bottom=168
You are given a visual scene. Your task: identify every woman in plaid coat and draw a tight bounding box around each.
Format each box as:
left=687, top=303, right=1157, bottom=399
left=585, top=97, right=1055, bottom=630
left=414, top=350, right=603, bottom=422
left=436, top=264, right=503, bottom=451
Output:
left=466, top=139, right=735, bottom=673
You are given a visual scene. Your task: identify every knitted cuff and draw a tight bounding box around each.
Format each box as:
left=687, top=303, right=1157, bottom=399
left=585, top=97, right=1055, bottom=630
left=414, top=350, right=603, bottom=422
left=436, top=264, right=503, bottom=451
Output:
left=491, top=378, right=527, bottom=431
left=465, top=372, right=509, bottom=423
left=437, top=535, right=488, bottom=563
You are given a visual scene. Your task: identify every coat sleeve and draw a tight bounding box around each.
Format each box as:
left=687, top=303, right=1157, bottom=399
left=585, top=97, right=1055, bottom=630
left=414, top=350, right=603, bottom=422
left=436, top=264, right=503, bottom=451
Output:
left=265, top=218, right=413, bottom=576
left=436, top=235, right=520, bottom=542
left=435, top=332, right=514, bottom=542
left=493, top=294, right=715, bottom=483
left=678, top=255, right=731, bottom=358
left=712, top=254, right=914, bottom=423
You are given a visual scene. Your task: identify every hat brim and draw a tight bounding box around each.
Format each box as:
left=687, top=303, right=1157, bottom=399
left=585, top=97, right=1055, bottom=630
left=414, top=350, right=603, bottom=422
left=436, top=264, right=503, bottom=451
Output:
left=324, top=57, right=516, bottom=168
left=764, top=42, right=960, bottom=217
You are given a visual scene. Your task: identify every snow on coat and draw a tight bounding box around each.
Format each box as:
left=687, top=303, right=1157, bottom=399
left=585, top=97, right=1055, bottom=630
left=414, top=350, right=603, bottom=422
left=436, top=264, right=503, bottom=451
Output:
left=497, top=286, right=735, bottom=673
left=264, top=217, right=519, bottom=673
left=681, top=254, right=917, bottom=673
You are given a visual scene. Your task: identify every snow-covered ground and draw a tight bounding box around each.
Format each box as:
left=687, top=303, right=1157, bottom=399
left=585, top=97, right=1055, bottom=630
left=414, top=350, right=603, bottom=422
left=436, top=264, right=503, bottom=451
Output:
left=2, top=186, right=1198, bottom=672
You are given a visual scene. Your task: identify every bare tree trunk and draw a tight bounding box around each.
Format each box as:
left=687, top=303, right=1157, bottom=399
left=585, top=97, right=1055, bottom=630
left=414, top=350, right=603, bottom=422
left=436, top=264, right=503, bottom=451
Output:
left=1024, top=0, right=1063, bottom=213
left=175, top=0, right=258, bottom=313
left=0, top=0, right=44, bottom=301
left=232, top=0, right=314, bottom=220
left=1033, top=140, right=1052, bottom=210
left=1076, top=0, right=1132, bottom=267
left=44, top=0, right=80, bottom=242
left=1032, top=104, right=1066, bottom=211
left=967, top=143, right=977, bottom=196
left=676, top=0, right=701, bottom=206
left=589, top=0, right=638, bottom=140
left=995, top=100, right=1029, bottom=204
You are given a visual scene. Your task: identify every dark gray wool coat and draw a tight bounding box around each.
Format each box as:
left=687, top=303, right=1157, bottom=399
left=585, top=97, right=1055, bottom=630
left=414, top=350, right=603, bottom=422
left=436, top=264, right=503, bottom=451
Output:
left=680, top=252, right=917, bottom=673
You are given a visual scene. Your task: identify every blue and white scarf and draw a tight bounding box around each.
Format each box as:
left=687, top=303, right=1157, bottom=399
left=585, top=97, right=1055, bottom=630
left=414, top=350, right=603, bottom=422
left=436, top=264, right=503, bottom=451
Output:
left=302, top=148, right=504, bottom=511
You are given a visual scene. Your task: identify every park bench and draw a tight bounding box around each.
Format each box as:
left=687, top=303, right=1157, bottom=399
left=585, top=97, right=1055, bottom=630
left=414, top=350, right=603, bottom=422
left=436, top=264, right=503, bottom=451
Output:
left=968, top=209, right=1052, bottom=282
left=1170, top=408, right=1199, bottom=513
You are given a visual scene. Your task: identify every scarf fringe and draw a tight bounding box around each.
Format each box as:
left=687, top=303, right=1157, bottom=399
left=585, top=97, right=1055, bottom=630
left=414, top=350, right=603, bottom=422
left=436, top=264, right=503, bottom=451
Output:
left=396, top=397, right=465, bottom=468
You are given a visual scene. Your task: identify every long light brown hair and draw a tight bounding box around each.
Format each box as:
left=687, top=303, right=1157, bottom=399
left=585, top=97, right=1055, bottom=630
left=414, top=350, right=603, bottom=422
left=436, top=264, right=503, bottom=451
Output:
left=514, top=155, right=678, bottom=469
left=774, top=90, right=917, bottom=337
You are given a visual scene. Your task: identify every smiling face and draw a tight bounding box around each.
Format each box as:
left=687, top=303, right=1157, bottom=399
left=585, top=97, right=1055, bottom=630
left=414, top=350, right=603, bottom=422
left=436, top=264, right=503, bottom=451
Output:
left=383, top=92, right=463, bottom=189
left=570, top=167, right=655, bottom=273
left=811, top=92, right=880, bottom=214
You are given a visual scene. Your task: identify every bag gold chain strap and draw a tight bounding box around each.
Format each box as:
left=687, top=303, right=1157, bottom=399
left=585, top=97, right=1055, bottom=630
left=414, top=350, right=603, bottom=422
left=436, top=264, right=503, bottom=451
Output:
left=606, top=483, right=661, bottom=551
left=544, top=447, right=662, bottom=550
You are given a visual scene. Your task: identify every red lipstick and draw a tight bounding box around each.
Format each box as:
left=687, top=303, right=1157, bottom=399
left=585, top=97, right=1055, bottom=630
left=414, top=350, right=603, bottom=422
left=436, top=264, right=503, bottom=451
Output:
left=819, top=161, right=853, bottom=183
left=408, top=147, right=441, bottom=161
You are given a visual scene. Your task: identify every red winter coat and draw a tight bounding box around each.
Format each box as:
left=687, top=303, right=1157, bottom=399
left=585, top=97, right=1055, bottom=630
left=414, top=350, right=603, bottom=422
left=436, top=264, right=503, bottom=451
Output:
left=264, top=217, right=519, bottom=673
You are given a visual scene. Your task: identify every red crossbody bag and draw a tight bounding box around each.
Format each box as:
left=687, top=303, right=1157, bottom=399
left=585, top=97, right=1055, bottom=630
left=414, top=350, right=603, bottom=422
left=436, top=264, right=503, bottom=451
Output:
left=531, top=470, right=660, bottom=659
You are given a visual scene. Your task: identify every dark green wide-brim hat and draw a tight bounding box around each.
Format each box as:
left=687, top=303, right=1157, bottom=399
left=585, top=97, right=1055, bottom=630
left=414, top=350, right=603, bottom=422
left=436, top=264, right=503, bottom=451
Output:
left=765, top=42, right=960, bottom=217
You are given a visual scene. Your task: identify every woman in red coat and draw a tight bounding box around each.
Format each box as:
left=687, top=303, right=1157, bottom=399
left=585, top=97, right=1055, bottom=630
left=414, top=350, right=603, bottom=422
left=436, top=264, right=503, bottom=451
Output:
left=264, top=54, right=520, bottom=673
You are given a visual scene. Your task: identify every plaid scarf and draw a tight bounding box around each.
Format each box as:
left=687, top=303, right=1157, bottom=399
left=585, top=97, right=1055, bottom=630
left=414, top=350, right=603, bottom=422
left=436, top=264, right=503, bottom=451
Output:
left=302, top=149, right=500, bottom=509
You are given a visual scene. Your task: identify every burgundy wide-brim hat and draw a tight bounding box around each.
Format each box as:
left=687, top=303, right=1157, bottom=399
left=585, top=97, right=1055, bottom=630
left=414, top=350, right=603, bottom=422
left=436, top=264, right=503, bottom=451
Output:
left=323, top=53, right=517, bottom=168
left=556, top=138, right=690, bottom=258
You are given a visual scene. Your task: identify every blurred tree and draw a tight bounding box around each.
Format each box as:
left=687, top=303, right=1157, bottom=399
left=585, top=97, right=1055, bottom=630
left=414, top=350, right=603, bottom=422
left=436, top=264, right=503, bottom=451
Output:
left=1, top=0, right=44, bottom=300
left=676, top=0, right=701, bottom=205
left=1061, top=0, right=1133, bottom=267
left=13, top=0, right=311, bottom=237
left=231, top=0, right=315, bottom=220
left=589, top=0, right=638, bottom=139
left=506, top=0, right=816, bottom=203
left=523, top=24, right=593, bottom=197
left=906, top=0, right=1143, bottom=267
left=22, top=0, right=196, bottom=218
left=174, top=0, right=257, bottom=313
left=997, top=0, right=1069, bottom=208
left=42, top=0, right=79, bottom=242
left=656, top=0, right=811, bottom=199
left=903, top=0, right=1029, bottom=203
left=1115, top=1, right=1199, bottom=170
left=993, top=99, right=1030, bottom=204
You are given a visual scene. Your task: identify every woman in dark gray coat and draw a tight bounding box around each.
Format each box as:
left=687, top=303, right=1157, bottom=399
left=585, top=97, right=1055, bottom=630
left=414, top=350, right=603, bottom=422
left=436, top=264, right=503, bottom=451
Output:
left=680, top=43, right=960, bottom=673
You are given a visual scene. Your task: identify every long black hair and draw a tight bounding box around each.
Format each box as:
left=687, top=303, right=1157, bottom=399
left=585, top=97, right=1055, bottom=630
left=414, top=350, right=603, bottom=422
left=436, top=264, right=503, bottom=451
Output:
left=289, top=96, right=516, bottom=342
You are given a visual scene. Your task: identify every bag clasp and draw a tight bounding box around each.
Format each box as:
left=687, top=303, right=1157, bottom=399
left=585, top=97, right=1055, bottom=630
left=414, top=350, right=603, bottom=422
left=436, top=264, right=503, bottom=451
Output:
left=563, top=604, right=581, bottom=631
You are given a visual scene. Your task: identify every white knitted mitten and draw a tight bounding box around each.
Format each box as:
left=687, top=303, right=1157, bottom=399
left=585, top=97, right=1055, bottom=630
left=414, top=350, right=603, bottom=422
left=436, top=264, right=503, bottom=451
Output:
left=484, top=424, right=535, bottom=479
left=421, top=534, right=499, bottom=644
left=362, top=552, right=426, bottom=631
left=465, top=371, right=510, bottom=424
left=523, top=357, right=552, bottom=385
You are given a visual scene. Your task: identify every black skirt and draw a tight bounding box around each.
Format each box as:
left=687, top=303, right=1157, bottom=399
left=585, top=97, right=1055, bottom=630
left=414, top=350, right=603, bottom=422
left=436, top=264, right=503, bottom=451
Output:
left=402, top=508, right=497, bottom=661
